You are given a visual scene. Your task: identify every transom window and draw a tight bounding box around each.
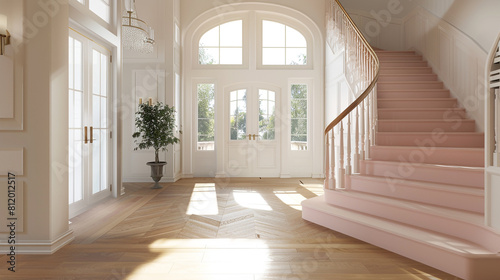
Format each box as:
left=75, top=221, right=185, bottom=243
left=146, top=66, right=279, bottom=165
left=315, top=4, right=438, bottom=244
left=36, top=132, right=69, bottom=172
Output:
left=74, top=0, right=112, bottom=23
left=199, top=20, right=243, bottom=65
left=262, top=20, right=307, bottom=65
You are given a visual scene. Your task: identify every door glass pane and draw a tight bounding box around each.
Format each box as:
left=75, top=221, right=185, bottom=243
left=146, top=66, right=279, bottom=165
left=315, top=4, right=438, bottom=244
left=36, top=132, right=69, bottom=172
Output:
left=74, top=40, right=83, bottom=91
left=291, top=84, right=308, bottom=150
left=259, top=90, right=275, bottom=140
left=100, top=130, right=107, bottom=191
left=100, top=53, right=107, bottom=96
left=69, top=36, right=84, bottom=205
left=92, top=132, right=101, bottom=194
left=230, top=89, right=247, bottom=140
left=197, top=84, right=215, bottom=150
left=93, top=50, right=100, bottom=94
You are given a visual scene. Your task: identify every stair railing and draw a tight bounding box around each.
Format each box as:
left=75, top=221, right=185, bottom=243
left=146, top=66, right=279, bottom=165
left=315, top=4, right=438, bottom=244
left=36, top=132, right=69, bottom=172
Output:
left=324, top=0, right=380, bottom=190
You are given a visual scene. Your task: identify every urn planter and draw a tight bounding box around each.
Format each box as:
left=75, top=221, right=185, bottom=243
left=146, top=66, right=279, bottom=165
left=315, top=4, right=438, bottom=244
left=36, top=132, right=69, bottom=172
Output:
left=146, top=161, right=167, bottom=189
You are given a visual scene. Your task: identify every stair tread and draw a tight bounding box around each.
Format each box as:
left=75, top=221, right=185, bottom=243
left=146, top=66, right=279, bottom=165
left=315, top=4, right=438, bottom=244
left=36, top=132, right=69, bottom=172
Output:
left=332, top=190, right=484, bottom=225
left=378, top=89, right=450, bottom=92
left=350, top=174, right=484, bottom=196
left=378, top=97, right=457, bottom=100
left=379, top=108, right=465, bottom=111
left=303, top=196, right=496, bottom=255
left=377, top=131, right=483, bottom=135
left=378, top=119, right=474, bottom=122
left=378, top=81, right=443, bottom=84
left=371, top=145, right=483, bottom=151
left=363, top=159, right=484, bottom=172
left=379, top=73, right=435, bottom=76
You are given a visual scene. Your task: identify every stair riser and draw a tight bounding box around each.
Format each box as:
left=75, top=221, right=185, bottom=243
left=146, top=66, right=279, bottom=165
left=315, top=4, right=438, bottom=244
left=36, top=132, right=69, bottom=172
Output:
left=375, top=51, right=416, bottom=56
left=378, top=109, right=466, bottom=120
left=380, top=61, right=428, bottom=67
left=378, top=90, right=450, bottom=99
left=378, top=120, right=475, bottom=132
left=324, top=190, right=500, bottom=254
left=378, top=82, right=444, bottom=90
left=376, top=132, right=484, bottom=148
left=380, top=68, right=433, bottom=75
left=302, top=202, right=500, bottom=280
left=378, top=74, right=438, bottom=82
left=379, top=56, right=423, bottom=61
left=360, top=160, right=484, bottom=188
left=378, top=99, right=457, bottom=108
left=347, top=176, right=484, bottom=213
left=370, top=146, right=484, bottom=167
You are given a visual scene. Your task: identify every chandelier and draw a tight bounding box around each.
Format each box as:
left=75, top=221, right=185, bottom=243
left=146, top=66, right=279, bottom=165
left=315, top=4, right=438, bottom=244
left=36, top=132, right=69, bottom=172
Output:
left=122, top=0, right=155, bottom=53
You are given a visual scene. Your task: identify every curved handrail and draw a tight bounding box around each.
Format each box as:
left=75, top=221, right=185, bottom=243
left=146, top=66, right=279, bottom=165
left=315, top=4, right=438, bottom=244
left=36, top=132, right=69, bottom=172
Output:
left=324, top=0, right=380, bottom=135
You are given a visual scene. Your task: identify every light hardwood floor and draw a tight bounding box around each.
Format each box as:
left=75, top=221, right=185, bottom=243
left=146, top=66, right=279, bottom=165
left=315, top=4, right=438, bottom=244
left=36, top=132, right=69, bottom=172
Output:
left=0, top=178, right=460, bottom=279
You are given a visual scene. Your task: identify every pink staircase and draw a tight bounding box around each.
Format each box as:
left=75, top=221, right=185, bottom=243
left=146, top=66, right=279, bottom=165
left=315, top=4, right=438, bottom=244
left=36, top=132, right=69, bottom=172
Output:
left=303, top=50, right=500, bottom=280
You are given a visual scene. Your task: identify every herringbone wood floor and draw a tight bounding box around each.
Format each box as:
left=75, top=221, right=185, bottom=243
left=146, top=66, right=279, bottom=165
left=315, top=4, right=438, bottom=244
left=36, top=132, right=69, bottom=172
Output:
left=0, top=178, right=460, bottom=279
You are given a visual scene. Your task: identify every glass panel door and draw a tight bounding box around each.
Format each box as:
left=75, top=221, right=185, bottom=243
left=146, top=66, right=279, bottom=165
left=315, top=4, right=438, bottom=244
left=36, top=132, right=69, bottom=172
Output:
left=226, top=86, right=280, bottom=177
left=69, top=30, right=111, bottom=218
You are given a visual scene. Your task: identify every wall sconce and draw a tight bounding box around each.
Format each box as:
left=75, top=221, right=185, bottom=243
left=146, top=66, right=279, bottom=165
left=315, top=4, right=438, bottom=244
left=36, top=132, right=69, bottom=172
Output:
left=0, top=15, right=10, bottom=56
left=138, top=97, right=155, bottom=105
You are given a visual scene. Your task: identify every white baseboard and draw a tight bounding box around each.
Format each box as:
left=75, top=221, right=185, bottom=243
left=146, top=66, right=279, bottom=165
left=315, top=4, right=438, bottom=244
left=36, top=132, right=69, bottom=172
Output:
left=0, top=229, right=74, bottom=254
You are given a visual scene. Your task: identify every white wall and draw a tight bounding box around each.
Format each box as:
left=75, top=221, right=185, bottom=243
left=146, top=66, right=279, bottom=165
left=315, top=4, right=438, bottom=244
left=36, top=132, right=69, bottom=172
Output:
left=343, top=0, right=500, bottom=52
left=403, top=7, right=488, bottom=132
left=0, top=0, right=73, bottom=253
left=122, top=0, right=182, bottom=183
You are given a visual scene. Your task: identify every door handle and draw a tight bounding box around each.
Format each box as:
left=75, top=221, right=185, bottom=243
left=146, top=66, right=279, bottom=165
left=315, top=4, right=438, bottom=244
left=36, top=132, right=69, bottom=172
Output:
left=90, top=126, right=93, bottom=144
left=84, top=126, right=88, bottom=144
left=253, top=134, right=256, bottom=140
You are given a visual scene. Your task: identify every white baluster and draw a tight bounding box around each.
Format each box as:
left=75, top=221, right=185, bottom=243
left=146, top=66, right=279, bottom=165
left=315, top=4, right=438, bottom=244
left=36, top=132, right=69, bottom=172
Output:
left=360, top=100, right=365, bottom=161
left=365, top=96, right=371, bottom=159
left=330, top=131, right=336, bottom=189
left=346, top=114, right=352, bottom=177
left=338, top=121, right=345, bottom=188
left=353, top=107, right=360, bottom=173
left=325, top=134, right=330, bottom=190
left=495, top=89, right=500, bottom=166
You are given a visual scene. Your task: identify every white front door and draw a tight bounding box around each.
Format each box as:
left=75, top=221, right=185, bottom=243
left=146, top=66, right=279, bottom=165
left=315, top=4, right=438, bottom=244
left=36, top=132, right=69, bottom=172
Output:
left=69, top=31, right=112, bottom=218
left=226, top=86, right=280, bottom=177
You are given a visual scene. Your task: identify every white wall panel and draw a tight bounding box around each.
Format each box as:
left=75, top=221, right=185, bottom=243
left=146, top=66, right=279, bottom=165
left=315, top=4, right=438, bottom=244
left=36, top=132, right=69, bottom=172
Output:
left=404, top=7, right=487, bottom=132
left=0, top=180, right=23, bottom=233
left=0, top=149, right=23, bottom=176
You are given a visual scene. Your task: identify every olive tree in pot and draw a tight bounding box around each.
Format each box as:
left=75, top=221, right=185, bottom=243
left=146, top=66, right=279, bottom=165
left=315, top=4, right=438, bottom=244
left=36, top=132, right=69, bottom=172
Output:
left=133, top=102, right=180, bottom=189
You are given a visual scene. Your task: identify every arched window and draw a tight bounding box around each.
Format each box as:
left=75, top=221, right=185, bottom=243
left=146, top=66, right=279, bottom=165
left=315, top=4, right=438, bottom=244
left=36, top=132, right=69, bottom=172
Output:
left=262, top=20, right=307, bottom=65
left=199, top=20, right=243, bottom=65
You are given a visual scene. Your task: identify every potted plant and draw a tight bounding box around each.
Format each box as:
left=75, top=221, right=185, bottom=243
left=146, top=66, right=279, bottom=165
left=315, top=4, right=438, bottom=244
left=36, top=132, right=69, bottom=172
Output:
left=133, top=102, right=180, bottom=189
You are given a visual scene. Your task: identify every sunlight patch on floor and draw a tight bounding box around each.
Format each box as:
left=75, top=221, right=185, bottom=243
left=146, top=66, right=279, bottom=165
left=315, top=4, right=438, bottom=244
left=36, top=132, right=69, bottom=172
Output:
left=233, top=190, right=273, bottom=211
left=274, top=190, right=307, bottom=210
left=186, top=183, right=219, bottom=215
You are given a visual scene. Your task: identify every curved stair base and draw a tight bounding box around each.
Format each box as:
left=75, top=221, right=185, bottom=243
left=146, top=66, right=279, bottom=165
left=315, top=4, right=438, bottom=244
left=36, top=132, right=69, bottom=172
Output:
left=302, top=196, right=500, bottom=280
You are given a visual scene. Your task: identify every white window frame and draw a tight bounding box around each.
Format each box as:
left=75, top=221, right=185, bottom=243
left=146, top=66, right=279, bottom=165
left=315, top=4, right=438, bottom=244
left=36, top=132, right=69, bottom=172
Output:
left=193, top=12, right=250, bottom=70
left=256, top=12, right=313, bottom=70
